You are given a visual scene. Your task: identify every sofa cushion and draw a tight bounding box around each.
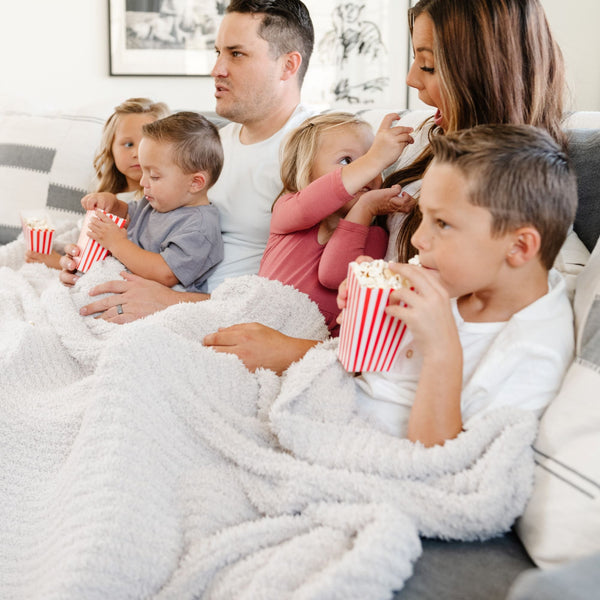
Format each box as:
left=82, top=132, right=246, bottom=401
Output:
left=0, top=111, right=103, bottom=244
left=394, top=531, right=534, bottom=600
left=568, top=129, right=600, bottom=252
left=507, top=551, right=600, bottom=600
left=516, top=236, right=600, bottom=568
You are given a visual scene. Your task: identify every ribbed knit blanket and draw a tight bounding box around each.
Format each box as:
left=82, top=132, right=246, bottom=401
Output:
left=0, top=258, right=539, bottom=599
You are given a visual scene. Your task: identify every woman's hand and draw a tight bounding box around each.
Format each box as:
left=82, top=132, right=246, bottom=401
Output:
left=203, top=323, right=319, bottom=374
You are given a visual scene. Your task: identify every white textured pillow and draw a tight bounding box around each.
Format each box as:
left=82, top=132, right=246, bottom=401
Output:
left=517, top=237, right=600, bottom=568
left=0, top=111, right=104, bottom=244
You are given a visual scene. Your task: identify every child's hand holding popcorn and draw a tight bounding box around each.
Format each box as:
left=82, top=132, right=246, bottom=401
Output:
left=81, top=192, right=129, bottom=220
left=87, top=209, right=128, bottom=253
left=384, top=261, right=461, bottom=360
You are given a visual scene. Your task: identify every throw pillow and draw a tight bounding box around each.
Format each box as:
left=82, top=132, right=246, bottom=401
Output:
left=516, top=237, right=600, bottom=568
left=0, top=111, right=104, bottom=244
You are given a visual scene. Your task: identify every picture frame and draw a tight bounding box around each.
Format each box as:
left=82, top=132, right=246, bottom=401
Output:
left=108, top=0, right=229, bottom=76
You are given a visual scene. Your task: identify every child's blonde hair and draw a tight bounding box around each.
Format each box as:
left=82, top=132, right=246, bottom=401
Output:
left=430, top=124, right=577, bottom=270
left=279, top=111, right=371, bottom=196
left=142, top=111, right=224, bottom=188
left=94, top=97, right=170, bottom=194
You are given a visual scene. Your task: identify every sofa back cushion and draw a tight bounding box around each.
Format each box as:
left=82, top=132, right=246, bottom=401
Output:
left=0, top=111, right=104, bottom=244
left=568, top=129, right=600, bottom=252
left=516, top=235, right=600, bottom=568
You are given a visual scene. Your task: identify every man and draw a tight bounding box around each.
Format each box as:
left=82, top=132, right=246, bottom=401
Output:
left=62, top=0, right=315, bottom=323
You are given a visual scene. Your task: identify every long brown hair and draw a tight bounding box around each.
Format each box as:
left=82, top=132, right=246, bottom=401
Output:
left=387, top=0, right=567, bottom=262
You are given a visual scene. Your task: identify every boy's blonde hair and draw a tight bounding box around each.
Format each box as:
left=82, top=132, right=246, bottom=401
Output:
left=429, top=124, right=577, bottom=270
left=279, top=111, right=371, bottom=195
left=94, top=97, right=170, bottom=194
left=142, top=111, right=224, bottom=188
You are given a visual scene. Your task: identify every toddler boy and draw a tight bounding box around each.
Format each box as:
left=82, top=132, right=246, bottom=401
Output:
left=82, top=111, right=224, bottom=292
left=351, top=124, right=578, bottom=446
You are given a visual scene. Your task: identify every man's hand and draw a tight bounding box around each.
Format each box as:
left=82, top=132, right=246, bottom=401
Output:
left=79, top=271, right=182, bottom=323
left=203, top=322, right=318, bottom=375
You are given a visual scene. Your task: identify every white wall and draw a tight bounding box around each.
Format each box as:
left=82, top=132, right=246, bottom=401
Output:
left=541, top=0, right=600, bottom=113
left=0, top=0, right=214, bottom=114
left=0, top=0, right=598, bottom=115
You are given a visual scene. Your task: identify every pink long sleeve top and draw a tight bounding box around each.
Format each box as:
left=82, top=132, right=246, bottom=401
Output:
left=259, top=168, right=388, bottom=336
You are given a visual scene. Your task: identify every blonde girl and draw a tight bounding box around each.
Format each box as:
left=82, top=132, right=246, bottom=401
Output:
left=25, top=97, right=169, bottom=269
left=258, top=111, right=414, bottom=335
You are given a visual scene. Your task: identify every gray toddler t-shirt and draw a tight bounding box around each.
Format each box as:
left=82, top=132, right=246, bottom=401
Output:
left=127, top=198, right=223, bottom=292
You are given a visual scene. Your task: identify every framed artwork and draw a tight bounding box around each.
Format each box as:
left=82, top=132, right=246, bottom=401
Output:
left=107, top=0, right=411, bottom=109
left=304, top=0, right=410, bottom=108
left=108, top=0, right=230, bottom=76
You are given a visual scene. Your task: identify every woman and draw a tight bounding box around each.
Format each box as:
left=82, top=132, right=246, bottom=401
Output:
left=388, top=0, right=565, bottom=262
left=204, top=0, right=569, bottom=371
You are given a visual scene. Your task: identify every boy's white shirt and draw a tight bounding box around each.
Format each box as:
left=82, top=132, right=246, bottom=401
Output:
left=355, top=269, right=574, bottom=437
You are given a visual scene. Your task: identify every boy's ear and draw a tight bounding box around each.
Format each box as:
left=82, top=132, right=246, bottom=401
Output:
left=280, top=51, right=302, bottom=81
left=190, top=172, right=207, bottom=192
left=506, top=226, right=541, bottom=267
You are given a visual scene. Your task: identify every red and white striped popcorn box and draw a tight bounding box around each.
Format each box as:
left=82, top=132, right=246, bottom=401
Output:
left=20, top=211, right=55, bottom=254
left=337, top=261, right=408, bottom=372
left=76, top=210, right=127, bottom=273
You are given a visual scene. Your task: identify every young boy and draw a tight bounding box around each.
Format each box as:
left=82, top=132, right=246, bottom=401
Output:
left=82, top=111, right=224, bottom=292
left=352, top=124, right=578, bottom=447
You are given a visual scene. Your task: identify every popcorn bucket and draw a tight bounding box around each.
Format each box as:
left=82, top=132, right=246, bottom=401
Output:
left=76, top=210, right=127, bottom=273
left=20, top=211, right=55, bottom=254
left=337, top=262, right=408, bottom=372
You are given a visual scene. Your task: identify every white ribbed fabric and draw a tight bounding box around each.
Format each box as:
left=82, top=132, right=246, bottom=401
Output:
left=0, top=263, right=537, bottom=599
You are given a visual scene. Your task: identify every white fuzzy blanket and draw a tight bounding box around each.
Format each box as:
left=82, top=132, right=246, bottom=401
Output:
left=0, top=257, right=539, bottom=599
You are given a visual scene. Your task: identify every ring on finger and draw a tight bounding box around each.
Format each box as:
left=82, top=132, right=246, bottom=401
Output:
left=116, top=304, right=124, bottom=315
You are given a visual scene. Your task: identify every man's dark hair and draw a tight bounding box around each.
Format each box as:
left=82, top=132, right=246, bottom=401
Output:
left=227, top=0, right=314, bottom=86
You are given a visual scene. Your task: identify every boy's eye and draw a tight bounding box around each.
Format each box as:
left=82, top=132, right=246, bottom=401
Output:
left=339, top=156, right=352, bottom=165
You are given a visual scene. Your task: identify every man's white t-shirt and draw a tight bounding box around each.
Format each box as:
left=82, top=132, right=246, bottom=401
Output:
left=355, top=270, right=575, bottom=436
left=203, top=104, right=316, bottom=292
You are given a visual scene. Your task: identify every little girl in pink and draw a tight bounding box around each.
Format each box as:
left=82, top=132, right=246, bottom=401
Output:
left=259, top=112, right=414, bottom=335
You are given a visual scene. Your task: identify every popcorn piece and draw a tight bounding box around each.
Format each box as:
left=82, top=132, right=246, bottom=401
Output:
left=24, top=217, right=53, bottom=231
left=352, top=258, right=415, bottom=290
